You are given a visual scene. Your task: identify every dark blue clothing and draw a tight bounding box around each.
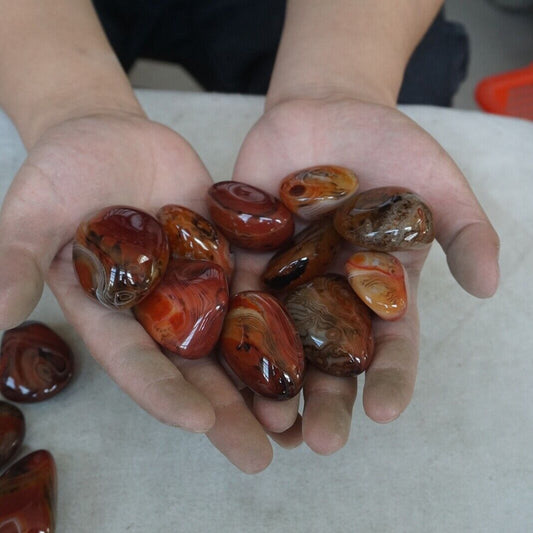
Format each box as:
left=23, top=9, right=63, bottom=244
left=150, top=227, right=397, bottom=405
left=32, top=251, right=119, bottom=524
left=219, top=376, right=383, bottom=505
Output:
left=92, top=0, right=469, bottom=106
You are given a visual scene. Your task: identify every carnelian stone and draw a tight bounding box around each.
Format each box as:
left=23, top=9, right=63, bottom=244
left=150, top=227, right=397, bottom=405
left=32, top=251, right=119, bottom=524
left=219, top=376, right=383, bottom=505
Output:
left=285, top=275, right=374, bottom=377
left=334, top=187, right=435, bottom=250
left=134, top=259, right=229, bottom=359
left=157, top=204, right=234, bottom=280
left=73, top=205, right=169, bottom=309
left=0, top=401, right=25, bottom=468
left=0, top=450, right=56, bottom=533
left=262, top=217, right=342, bottom=291
left=279, top=165, right=359, bottom=220
left=219, top=291, right=305, bottom=399
left=207, top=181, right=294, bottom=250
left=345, top=251, right=407, bottom=320
left=0, top=322, right=73, bottom=403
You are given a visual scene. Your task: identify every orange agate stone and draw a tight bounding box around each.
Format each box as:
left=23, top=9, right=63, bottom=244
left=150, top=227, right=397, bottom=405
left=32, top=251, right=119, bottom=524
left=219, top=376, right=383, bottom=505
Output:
left=279, top=165, right=359, bottom=220
left=0, top=402, right=25, bottom=468
left=0, top=450, right=56, bottom=533
left=219, top=291, right=305, bottom=399
left=157, top=204, right=234, bottom=280
left=345, top=252, right=407, bottom=320
left=134, top=258, right=229, bottom=359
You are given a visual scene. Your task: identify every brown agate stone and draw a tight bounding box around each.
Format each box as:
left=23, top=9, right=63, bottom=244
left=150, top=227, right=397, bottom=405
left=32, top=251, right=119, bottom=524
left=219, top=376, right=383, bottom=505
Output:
left=134, top=259, right=229, bottom=359
left=73, top=205, right=169, bottom=309
left=0, top=401, right=25, bottom=468
left=0, top=450, right=56, bottom=533
left=0, top=322, right=74, bottom=403
left=262, top=217, right=342, bottom=291
left=285, top=275, right=374, bottom=377
left=345, top=251, right=407, bottom=320
left=219, top=291, right=305, bottom=399
left=157, top=204, right=234, bottom=280
left=279, top=165, right=359, bottom=220
left=207, top=181, right=294, bottom=250
left=334, top=187, right=435, bottom=250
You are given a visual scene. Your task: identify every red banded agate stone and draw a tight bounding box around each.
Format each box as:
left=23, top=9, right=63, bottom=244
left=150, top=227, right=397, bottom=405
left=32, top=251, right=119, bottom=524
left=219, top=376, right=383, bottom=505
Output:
left=73, top=205, right=169, bottom=309
left=134, top=259, right=228, bottom=359
left=0, top=322, right=73, bottom=403
left=207, top=181, right=294, bottom=250
left=345, top=252, right=407, bottom=320
left=0, top=450, right=56, bottom=533
left=157, top=204, right=234, bottom=280
left=285, top=275, right=374, bottom=377
left=262, top=217, right=342, bottom=291
left=279, top=165, right=359, bottom=220
left=334, top=187, right=435, bottom=250
left=0, top=401, right=25, bottom=468
left=219, top=291, right=305, bottom=399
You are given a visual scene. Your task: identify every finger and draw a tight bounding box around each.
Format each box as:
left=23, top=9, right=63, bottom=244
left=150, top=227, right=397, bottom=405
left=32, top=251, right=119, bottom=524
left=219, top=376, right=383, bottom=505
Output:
left=253, top=393, right=300, bottom=433
left=302, top=367, right=358, bottom=455
left=0, top=166, right=71, bottom=329
left=47, top=244, right=215, bottom=432
left=362, top=252, right=421, bottom=423
left=268, top=414, right=303, bottom=449
left=173, top=356, right=273, bottom=474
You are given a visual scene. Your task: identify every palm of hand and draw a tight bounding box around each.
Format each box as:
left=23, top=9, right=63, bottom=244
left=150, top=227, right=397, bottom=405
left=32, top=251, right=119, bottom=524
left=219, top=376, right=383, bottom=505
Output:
left=231, top=98, right=499, bottom=452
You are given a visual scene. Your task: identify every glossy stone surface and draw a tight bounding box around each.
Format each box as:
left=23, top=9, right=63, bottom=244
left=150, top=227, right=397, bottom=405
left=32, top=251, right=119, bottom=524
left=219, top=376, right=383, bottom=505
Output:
left=134, top=259, right=229, bottom=359
left=0, top=450, right=56, bottom=533
left=262, top=217, right=342, bottom=291
left=0, top=402, right=25, bottom=468
left=219, top=291, right=305, bottom=399
left=157, top=204, right=234, bottom=280
left=207, top=181, right=294, bottom=250
left=73, top=205, right=169, bottom=309
left=279, top=165, right=359, bottom=220
left=285, top=275, right=374, bottom=377
left=346, top=252, right=407, bottom=320
left=0, top=322, right=73, bottom=403
left=334, top=187, right=435, bottom=250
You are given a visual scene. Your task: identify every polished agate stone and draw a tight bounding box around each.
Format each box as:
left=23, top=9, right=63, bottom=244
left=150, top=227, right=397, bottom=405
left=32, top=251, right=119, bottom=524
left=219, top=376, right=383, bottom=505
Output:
left=134, top=259, right=229, bottom=359
left=345, top=252, right=407, bottom=320
left=262, top=217, right=342, bottom=291
left=279, top=165, right=359, bottom=220
left=207, top=181, right=294, bottom=250
left=73, top=205, right=169, bottom=309
left=334, top=187, right=435, bottom=250
left=157, top=204, right=234, bottom=280
left=0, top=402, right=25, bottom=468
left=285, top=275, right=374, bottom=377
left=0, top=450, right=56, bottom=533
left=0, top=322, right=73, bottom=403
left=219, top=291, right=305, bottom=399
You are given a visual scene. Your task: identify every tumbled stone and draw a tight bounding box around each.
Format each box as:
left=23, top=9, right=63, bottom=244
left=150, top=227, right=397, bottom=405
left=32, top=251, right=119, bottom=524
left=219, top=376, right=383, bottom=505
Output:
left=219, top=291, right=305, bottom=399
left=73, top=205, right=169, bottom=309
left=334, top=187, right=435, bottom=250
left=134, top=259, right=229, bottom=359
left=262, top=217, right=342, bottom=291
left=345, top=251, right=407, bottom=320
left=0, top=450, right=56, bottom=533
left=207, top=181, right=294, bottom=250
left=0, top=322, right=74, bottom=403
left=285, top=275, right=374, bottom=376
left=157, top=204, right=234, bottom=280
left=279, top=165, right=359, bottom=220
left=0, top=401, right=25, bottom=468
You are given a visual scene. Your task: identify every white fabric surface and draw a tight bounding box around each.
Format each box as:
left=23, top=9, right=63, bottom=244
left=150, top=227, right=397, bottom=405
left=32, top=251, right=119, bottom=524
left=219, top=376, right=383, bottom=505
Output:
left=0, top=90, right=531, bottom=532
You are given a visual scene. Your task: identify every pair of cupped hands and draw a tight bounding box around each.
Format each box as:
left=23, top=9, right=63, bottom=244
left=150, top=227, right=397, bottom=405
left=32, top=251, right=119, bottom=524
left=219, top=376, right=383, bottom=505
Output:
left=0, top=94, right=499, bottom=473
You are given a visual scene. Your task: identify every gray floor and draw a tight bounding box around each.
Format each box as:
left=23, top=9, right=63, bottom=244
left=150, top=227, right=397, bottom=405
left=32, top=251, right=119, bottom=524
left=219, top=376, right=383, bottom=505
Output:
left=129, top=0, right=533, bottom=110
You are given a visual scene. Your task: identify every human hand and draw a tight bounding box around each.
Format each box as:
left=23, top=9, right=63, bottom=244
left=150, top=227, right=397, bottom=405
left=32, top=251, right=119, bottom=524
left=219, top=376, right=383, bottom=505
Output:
left=0, top=112, right=281, bottom=473
left=232, top=96, right=500, bottom=454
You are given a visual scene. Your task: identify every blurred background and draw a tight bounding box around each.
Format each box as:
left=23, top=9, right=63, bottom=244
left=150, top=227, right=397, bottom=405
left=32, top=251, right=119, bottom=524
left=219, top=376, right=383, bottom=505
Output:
left=128, top=0, right=533, bottom=111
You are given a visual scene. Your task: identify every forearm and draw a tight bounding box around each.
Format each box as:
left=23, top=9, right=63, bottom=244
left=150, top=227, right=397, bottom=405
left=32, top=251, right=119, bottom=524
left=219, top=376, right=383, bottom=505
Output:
left=0, top=0, right=143, bottom=149
left=267, top=0, right=444, bottom=108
